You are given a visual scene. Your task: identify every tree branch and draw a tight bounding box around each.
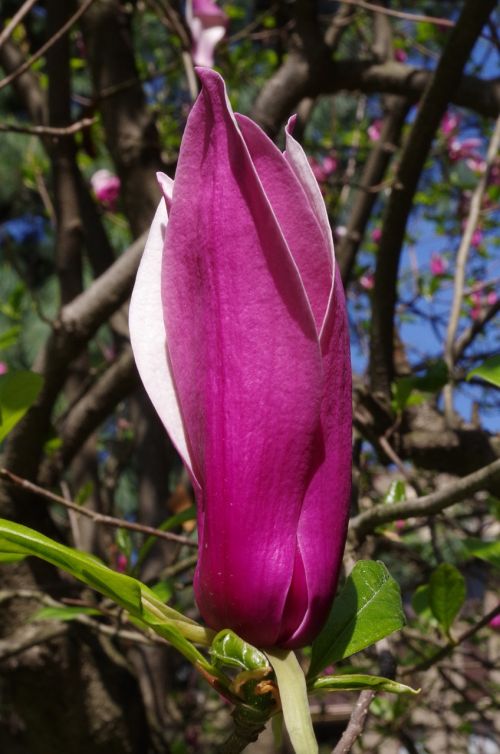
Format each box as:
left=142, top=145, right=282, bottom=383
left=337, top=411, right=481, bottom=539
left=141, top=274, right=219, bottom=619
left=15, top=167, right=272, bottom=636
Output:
left=0, top=468, right=196, bottom=548
left=350, top=458, right=500, bottom=541
left=369, top=0, right=497, bottom=400
left=443, top=116, right=500, bottom=419
left=331, top=690, right=375, bottom=754
left=0, top=0, right=96, bottom=93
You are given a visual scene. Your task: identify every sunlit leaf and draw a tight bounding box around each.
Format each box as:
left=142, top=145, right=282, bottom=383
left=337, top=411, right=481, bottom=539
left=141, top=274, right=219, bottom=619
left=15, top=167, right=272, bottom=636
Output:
left=467, top=355, right=500, bottom=388
left=309, top=561, right=405, bottom=678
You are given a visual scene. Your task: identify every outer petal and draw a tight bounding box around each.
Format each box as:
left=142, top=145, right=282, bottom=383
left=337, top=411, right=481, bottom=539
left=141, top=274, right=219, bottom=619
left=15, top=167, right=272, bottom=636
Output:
left=129, top=176, right=196, bottom=481
left=282, top=266, right=352, bottom=647
left=162, top=68, right=323, bottom=646
left=284, top=120, right=336, bottom=341
left=235, top=113, right=332, bottom=334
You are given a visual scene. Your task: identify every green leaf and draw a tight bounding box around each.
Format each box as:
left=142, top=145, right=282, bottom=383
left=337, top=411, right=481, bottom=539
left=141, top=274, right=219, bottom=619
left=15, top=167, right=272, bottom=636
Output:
left=309, top=561, right=405, bottom=678
left=428, top=564, right=466, bottom=635
left=0, top=551, right=26, bottom=563
left=392, top=361, right=448, bottom=412
left=0, top=371, right=44, bottom=442
left=309, top=673, right=419, bottom=696
left=266, top=649, right=318, bottom=754
left=467, top=355, right=500, bottom=388
left=411, top=584, right=434, bottom=622
left=383, top=480, right=406, bottom=505
left=0, top=325, right=20, bottom=351
left=211, top=629, right=270, bottom=673
left=460, top=538, right=500, bottom=569
left=0, top=518, right=215, bottom=671
left=33, top=605, right=101, bottom=621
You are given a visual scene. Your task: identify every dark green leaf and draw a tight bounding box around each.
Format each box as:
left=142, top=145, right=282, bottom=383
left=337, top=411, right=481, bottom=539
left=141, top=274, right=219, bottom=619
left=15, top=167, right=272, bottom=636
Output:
left=460, top=538, right=500, bottom=569
left=0, top=371, right=44, bottom=442
left=309, top=561, right=405, bottom=678
left=0, top=325, right=20, bottom=351
left=428, top=564, right=466, bottom=635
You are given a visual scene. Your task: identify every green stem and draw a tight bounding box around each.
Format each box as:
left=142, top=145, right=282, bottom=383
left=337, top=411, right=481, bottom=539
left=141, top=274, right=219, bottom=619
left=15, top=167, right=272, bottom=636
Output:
left=219, top=705, right=270, bottom=754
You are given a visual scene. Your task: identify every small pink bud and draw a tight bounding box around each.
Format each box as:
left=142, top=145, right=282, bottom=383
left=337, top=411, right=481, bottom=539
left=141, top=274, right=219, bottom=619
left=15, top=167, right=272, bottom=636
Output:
left=0, top=361, right=8, bottom=375
left=471, top=228, right=483, bottom=248
left=489, top=615, right=500, bottom=631
left=360, top=273, right=375, bottom=290
left=430, top=253, right=447, bottom=276
left=368, top=119, right=382, bottom=143
left=116, top=553, right=128, bottom=573
left=394, top=49, right=407, bottom=63
left=371, top=227, right=382, bottom=243
left=91, top=169, right=121, bottom=211
left=441, top=111, right=460, bottom=136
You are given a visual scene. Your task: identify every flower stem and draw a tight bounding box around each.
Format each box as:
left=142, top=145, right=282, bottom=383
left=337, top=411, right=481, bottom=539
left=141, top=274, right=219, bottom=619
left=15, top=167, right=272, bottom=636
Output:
left=219, top=705, right=269, bottom=754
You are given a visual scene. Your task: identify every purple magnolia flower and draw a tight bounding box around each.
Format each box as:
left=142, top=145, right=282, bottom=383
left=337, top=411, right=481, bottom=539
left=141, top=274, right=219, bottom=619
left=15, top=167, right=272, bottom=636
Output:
left=186, top=0, right=228, bottom=68
left=129, top=69, right=352, bottom=648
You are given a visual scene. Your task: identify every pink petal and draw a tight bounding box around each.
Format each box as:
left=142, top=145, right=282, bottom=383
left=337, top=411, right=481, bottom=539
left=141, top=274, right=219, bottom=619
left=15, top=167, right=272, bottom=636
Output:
left=235, top=112, right=332, bottom=334
left=283, top=265, right=352, bottom=646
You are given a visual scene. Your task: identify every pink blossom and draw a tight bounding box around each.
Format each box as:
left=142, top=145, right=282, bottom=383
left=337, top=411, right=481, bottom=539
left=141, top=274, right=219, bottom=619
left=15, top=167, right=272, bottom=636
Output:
left=308, top=154, right=337, bottom=183
left=371, top=227, right=382, bottom=243
left=360, top=273, right=374, bottom=290
left=470, top=288, right=497, bottom=320
left=91, top=169, right=121, bottom=211
left=394, top=519, right=406, bottom=532
left=430, top=253, right=447, bottom=276
left=116, top=553, right=128, bottom=573
left=0, top=361, right=8, bottom=375
left=466, top=156, right=487, bottom=174
left=186, top=0, right=228, bottom=68
left=441, top=111, right=460, bottom=136
left=489, top=614, right=500, bottom=631
left=448, top=137, right=482, bottom=162
left=368, top=119, right=382, bottom=142
left=489, top=162, right=500, bottom=186
left=394, top=49, right=407, bottom=62
left=471, top=228, right=483, bottom=248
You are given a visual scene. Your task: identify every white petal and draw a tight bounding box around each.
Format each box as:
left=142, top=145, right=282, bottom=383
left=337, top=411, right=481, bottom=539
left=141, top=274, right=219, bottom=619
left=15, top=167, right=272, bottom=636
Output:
left=129, top=198, right=195, bottom=478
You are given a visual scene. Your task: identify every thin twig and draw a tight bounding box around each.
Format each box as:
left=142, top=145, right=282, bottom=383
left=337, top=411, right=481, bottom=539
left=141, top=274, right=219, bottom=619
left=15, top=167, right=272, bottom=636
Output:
left=0, top=0, right=96, bottom=93
left=0, top=117, right=95, bottom=136
left=331, top=690, right=375, bottom=754
left=0, top=468, right=197, bottom=548
left=335, top=0, right=454, bottom=28
left=443, top=115, right=500, bottom=420
left=0, top=0, right=39, bottom=50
